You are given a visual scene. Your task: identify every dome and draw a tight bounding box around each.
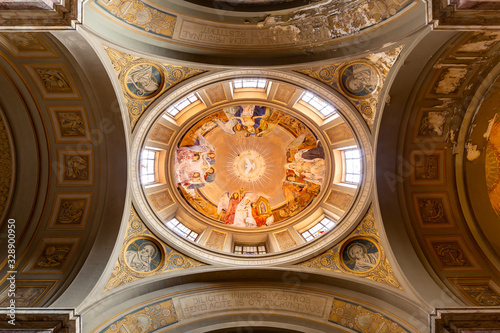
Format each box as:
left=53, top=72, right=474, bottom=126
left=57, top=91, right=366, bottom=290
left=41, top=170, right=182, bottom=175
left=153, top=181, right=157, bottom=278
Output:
left=132, top=71, right=373, bottom=264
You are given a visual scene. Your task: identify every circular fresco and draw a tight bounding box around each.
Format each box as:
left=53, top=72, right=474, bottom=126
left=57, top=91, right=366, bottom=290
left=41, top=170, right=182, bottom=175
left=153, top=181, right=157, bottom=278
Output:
left=340, top=62, right=379, bottom=98
left=124, top=237, right=163, bottom=273
left=125, top=63, right=163, bottom=99
left=174, top=105, right=327, bottom=228
left=341, top=237, right=380, bottom=273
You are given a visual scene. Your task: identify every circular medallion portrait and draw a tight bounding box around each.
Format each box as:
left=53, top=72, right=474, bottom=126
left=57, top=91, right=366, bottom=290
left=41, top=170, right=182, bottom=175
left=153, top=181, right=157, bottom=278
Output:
left=174, top=105, right=327, bottom=228
left=341, top=237, right=380, bottom=273
left=125, top=63, right=163, bottom=99
left=124, top=238, right=163, bottom=273
left=340, top=63, right=379, bottom=98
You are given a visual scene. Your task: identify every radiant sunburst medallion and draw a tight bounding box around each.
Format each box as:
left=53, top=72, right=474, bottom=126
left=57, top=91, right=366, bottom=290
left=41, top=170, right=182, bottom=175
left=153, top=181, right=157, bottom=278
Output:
left=232, top=150, right=266, bottom=182
left=225, top=143, right=274, bottom=191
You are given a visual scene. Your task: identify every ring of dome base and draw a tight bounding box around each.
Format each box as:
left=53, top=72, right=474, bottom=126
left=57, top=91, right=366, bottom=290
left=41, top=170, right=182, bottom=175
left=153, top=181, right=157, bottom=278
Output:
left=130, top=70, right=373, bottom=265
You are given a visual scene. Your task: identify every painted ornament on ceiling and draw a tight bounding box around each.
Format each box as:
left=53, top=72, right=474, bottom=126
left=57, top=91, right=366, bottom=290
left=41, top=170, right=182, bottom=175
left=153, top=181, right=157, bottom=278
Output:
left=341, top=237, right=380, bottom=273
left=485, top=115, right=500, bottom=219
left=340, top=62, right=379, bottom=98
left=174, top=105, right=326, bottom=228
left=124, top=238, right=163, bottom=273
left=125, top=63, right=163, bottom=99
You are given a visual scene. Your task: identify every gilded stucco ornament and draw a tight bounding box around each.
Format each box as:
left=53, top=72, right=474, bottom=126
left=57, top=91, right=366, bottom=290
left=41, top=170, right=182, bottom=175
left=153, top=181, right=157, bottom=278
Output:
left=0, top=107, right=14, bottom=223
left=103, top=46, right=205, bottom=129
left=103, top=207, right=205, bottom=293
left=90, top=0, right=414, bottom=52
left=296, top=46, right=403, bottom=129
left=297, top=206, right=402, bottom=289
left=329, top=299, right=411, bottom=333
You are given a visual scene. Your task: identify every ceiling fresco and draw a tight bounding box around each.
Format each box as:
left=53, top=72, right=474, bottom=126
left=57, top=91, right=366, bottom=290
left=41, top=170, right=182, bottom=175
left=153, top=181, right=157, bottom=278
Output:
left=175, top=105, right=327, bottom=228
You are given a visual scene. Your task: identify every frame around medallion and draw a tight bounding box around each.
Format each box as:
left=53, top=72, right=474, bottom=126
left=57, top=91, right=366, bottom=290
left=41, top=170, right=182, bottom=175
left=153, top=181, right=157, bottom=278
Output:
left=130, top=69, right=373, bottom=266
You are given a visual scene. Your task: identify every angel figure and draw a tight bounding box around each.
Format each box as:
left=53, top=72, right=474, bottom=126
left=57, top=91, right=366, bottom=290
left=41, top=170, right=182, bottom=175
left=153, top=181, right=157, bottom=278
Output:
left=230, top=105, right=267, bottom=136
left=214, top=106, right=244, bottom=135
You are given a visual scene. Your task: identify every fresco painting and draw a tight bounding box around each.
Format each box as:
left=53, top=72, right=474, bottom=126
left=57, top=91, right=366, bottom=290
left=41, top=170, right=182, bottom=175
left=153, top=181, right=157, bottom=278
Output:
left=341, top=238, right=380, bottom=272
left=125, top=238, right=162, bottom=272
left=486, top=114, right=500, bottom=219
left=175, top=135, right=216, bottom=193
left=175, top=105, right=326, bottom=228
left=125, top=63, right=163, bottom=98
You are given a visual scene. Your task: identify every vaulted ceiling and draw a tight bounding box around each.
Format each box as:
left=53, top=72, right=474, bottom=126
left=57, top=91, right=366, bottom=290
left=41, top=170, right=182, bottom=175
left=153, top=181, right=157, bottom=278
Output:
left=1, top=1, right=500, bottom=332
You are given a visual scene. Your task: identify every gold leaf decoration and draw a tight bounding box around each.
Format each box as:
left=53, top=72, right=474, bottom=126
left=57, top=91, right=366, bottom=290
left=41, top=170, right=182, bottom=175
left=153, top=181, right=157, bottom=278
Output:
left=103, top=46, right=205, bottom=129
left=329, top=299, right=412, bottom=333
left=99, top=298, right=178, bottom=333
left=296, top=46, right=403, bottom=130
left=0, top=110, right=13, bottom=221
left=297, top=206, right=402, bottom=289
left=103, top=206, right=206, bottom=293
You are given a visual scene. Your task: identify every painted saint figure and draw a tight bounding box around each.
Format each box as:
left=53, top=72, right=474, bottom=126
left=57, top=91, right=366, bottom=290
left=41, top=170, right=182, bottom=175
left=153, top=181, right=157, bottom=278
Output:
left=125, top=242, right=157, bottom=272
left=347, top=243, right=379, bottom=272
left=222, top=192, right=241, bottom=225
left=126, top=64, right=161, bottom=97
left=175, top=135, right=216, bottom=191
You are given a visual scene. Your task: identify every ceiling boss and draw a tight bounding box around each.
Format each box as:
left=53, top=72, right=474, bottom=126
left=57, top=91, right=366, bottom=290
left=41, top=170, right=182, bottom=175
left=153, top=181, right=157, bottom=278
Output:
left=174, top=104, right=326, bottom=228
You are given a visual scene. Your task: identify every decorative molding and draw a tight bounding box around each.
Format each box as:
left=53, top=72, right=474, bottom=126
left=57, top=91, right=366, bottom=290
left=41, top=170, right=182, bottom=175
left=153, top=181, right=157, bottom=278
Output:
left=47, top=105, right=91, bottom=143
left=430, top=0, right=500, bottom=29
left=431, top=308, right=500, bottom=333
left=412, top=192, right=456, bottom=228
left=297, top=206, right=402, bottom=289
left=0, top=309, right=81, bottom=332
left=205, top=230, right=226, bottom=251
left=424, top=235, right=480, bottom=271
left=98, top=298, right=178, bottom=333
left=0, top=107, right=14, bottom=224
left=149, top=123, right=174, bottom=144
left=274, top=230, right=297, bottom=251
left=103, top=206, right=206, bottom=293
left=0, top=280, right=56, bottom=307
left=205, top=83, right=227, bottom=105
left=24, top=63, right=81, bottom=99
left=329, top=299, right=411, bottom=333
left=47, top=192, right=92, bottom=230
left=90, top=0, right=414, bottom=52
left=325, top=189, right=354, bottom=211
left=102, top=46, right=205, bottom=129
left=93, top=0, right=176, bottom=38
left=325, top=122, right=354, bottom=145
left=56, top=149, right=94, bottom=186
left=21, top=237, right=81, bottom=274
left=148, top=189, right=174, bottom=212
left=0, top=32, right=57, bottom=57
left=409, top=149, right=446, bottom=186
left=450, top=278, right=500, bottom=306
left=94, top=286, right=419, bottom=333
left=273, top=83, right=296, bottom=105
left=296, top=46, right=403, bottom=130
left=0, top=0, right=83, bottom=29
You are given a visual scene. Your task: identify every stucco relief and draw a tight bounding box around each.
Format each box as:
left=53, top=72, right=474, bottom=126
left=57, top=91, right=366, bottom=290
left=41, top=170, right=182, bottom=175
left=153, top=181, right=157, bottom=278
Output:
left=296, top=46, right=403, bottom=129
left=297, top=206, right=402, bottom=289
left=103, top=207, right=205, bottom=293
left=329, top=299, right=413, bottom=333
left=91, top=0, right=414, bottom=51
left=0, top=109, right=14, bottom=223
left=103, top=46, right=204, bottom=129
